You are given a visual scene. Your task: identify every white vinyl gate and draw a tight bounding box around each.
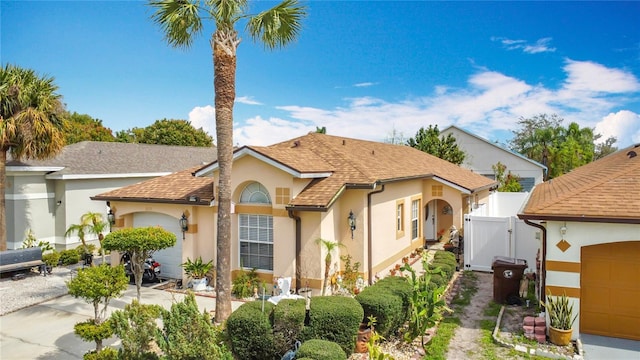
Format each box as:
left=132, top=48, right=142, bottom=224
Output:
left=463, top=214, right=539, bottom=273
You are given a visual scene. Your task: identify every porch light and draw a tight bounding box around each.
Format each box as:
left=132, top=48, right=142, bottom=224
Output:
left=179, top=213, right=189, bottom=240
left=107, top=209, right=115, bottom=226
left=560, top=224, right=567, bottom=239
left=348, top=210, right=356, bottom=239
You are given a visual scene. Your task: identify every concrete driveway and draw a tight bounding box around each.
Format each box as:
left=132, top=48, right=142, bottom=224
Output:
left=0, top=285, right=244, bottom=360
left=581, top=334, right=640, bottom=360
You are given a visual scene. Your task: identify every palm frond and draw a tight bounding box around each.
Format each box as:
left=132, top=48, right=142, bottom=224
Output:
left=206, top=0, right=247, bottom=27
left=149, top=0, right=204, bottom=49
left=246, top=0, right=307, bottom=50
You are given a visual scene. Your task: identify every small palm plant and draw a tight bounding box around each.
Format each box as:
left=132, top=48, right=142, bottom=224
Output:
left=315, top=238, right=345, bottom=296
left=543, top=291, right=577, bottom=330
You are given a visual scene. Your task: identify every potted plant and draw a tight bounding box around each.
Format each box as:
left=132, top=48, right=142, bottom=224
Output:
left=181, top=257, right=213, bottom=291
left=542, top=291, right=577, bottom=346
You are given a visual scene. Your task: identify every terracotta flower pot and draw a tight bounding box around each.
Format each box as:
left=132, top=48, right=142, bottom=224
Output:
left=548, top=326, right=572, bottom=346
left=355, top=323, right=373, bottom=353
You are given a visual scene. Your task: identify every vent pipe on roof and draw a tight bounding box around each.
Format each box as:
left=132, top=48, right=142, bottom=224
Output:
left=292, top=140, right=300, bottom=148
left=342, top=140, right=346, bottom=145
left=627, top=150, right=637, bottom=159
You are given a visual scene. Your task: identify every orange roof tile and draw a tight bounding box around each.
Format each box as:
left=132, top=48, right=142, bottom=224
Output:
left=520, top=144, right=640, bottom=223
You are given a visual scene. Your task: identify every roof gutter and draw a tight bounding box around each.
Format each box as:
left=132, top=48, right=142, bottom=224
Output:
left=367, top=183, right=385, bottom=285
left=90, top=196, right=211, bottom=206
left=518, top=214, right=640, bottom=225
left=288, top=210, right=302, bottom=293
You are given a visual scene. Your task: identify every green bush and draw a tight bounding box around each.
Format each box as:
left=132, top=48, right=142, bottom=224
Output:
left=42, top=251, right=61, bottom=267
left=433, top=250, right=456, bottom=262
left=296, top=339, right=347, bottom=360
left=226, top=301, right=276, bottom=360
left=76, top=243, right=97, bottom=256
left=272, top=299, right=306, bottom=357
left=231, top=268, right=261, bottom=299
left=83, top=347, right=119, bottom=360
left=430, top=261, right=455, bottom=279
left=302, top=296, right=363, bottom=355
left=59, top=249, right=80, bottom=265
left=375, top=276, right=412, bottom=314
left=355, top=287, right=403, bottom=338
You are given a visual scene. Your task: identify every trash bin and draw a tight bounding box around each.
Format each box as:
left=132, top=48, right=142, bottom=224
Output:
left=491, top=256, right=527, bottom=304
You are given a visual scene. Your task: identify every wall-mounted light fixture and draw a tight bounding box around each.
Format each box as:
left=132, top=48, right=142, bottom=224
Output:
left=560, top=224, right=567, bottom=239
left=56, top=200, right=62, bottom=206
left=348, top=210, right=356, bottom=239
left=107, top=209, right=115, bottom=226
left=179, top=213, right=189, bottom=240
left=442, top=205, right=453, bottom=215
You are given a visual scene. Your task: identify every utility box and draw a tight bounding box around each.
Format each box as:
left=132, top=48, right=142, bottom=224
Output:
left=492, top=256, right=527, bottom=304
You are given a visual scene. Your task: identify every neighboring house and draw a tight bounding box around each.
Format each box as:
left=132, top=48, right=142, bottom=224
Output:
left=5, top=141, right=217, bottom=250
left=94, top=133, right=496, bottom=293
left=518, top=144, right=640, bottom=341
left=441, top=125, right=546, bottom=191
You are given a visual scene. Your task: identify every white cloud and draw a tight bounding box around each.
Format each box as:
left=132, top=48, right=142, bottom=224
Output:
left=188, top=105, right=216, bottom=138
left=354, top=82, right=376, bottom=88
left=493, top=36, right=556, bottom=54
left=562, top=59, right=640, bottom=93
left=236, top=96, right=262, bottom=105
left=595, top=110, right=640, bottom=146
left=233, top=116, right=313, bottom=146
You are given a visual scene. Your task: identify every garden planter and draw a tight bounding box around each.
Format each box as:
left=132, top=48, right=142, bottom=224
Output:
left=548, top=326, right=572, bottom=346
left=355, top=323, right=373, bottom=353
left=191, top=277, right=207, bottom=291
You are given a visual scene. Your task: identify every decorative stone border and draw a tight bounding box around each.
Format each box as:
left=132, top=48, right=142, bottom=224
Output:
left=493, top=305, right=584, bottom=360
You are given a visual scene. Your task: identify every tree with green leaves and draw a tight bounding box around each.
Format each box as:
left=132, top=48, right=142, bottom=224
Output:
left=82, top=212, right=109, bottom=264
left=63, top=111, right=115, bottom=144
left=67, top=264, right=129, bottom=352
left=102, top=226, right=177, bottom=301
left=109, top=300, right=163, bottom=358
left=315, top=238, right=345, bottom=296
left=315, top=126, right=326, bottom=134
left=116, top=118, right=213, bottom=147
left=492, top=162, right=522, bottom=192
left=149, top=0, right=306, bottom=322
left=406, top=125, right=465, bottom=165
left=0, top=64, right=66, bottom=250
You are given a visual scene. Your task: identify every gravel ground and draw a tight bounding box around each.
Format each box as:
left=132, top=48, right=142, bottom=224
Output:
left=0, top=266, right=76, bottom=316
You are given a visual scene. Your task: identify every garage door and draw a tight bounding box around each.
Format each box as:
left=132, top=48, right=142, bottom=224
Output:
left=133, top=212, right=183, bottom=280
left=581, top=241, right=640, bottom=340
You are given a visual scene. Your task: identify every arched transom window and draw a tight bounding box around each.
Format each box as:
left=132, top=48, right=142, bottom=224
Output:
left=240, top=182, right=271, bottom=204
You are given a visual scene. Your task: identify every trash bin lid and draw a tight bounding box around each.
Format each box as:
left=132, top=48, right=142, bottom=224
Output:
left=492, top=256, right=527, bottom=266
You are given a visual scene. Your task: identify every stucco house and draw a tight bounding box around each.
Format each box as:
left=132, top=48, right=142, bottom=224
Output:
left=518, top=144, right=640, bottom=341
left=5, top=141, right=216, bottom=250
left=441, top=125, right=547, bottom=191
left=94, top=132, right=496, bottom=292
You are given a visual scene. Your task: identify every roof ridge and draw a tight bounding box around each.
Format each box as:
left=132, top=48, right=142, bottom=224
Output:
left=312, top=133, right=376, bottom=182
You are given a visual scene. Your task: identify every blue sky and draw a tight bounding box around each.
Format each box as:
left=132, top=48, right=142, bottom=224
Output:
left=3, top=1, right=640, bottom=148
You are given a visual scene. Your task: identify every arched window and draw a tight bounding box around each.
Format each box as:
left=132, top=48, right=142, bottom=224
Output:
left=238, top=182, right=273, bottom=271
left=240, top=182, right=271, bottom=204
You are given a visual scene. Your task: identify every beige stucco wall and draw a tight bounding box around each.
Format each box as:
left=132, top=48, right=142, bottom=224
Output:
left=544, top=221, right=640, bottom=339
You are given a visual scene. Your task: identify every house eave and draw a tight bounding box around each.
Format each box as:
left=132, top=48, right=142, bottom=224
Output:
left=7, top=166, right=65, bottom=173
left=517, top=213, right=640, bottom=225
left=91, top=196, right=211, bottom=206
left=47, top=172, right=172, bottom=180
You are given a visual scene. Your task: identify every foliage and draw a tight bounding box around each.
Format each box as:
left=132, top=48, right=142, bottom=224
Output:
left=492, top=162, right=523, bottom=192
left=339, top=254, right=361, bottom=294
left=365, top=316, right=395, bottom=360
left=103, top=226, right=176, bottom=301
left=66, top=264, right=129, bottom=335
left=296, top=339, right=347, bottom=360
left=148, top=0, right=307, bottom=323
left=81, top=212, right=109, bottom=264
left=157, top=292, right=233, bottom=360
left=315, top=126, right=327, bottom=134
left=63, top=111, right=115, bottom=144
left=59, top=249, right=80, bottom=265
left=0, top=64, right=66, bottom=251
left=76, top=243, right=97, bottom=257
left=226, top=301, right=277, bottom=360
left=115, top=118, right=213, bottom=147
left=272, top=299, right=306, bottom=357
left=74, top=319, right=114, bottom=352
left=182, top=256, right=214, bottom=279
left=406, top=125, right=465, bottom=165
left=509, top=114, right=615, bottom=179
left=20, top=229, right=54, bottom=253
left=316, top=238, right=345, bottom=295
left=302, top=296, right=363, bottom=355
left=42, top=251, right=61, bottom=267
left=542, top=291, right=577, bottom=330
left=231, top=267, right=261, bottom=298
left=355, top=285, right=404, bottom=338
left=82, top=347, right=119, bottom=360
left=401, top=262, right=449, bottom=349
left=109, top=300, right=163, bottom=358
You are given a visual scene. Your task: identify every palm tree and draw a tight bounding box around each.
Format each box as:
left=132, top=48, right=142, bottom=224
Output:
left=315, top=238, right=345, bottom=296
left=0, top=64, right=66, bottom=251
left=149, top=0, right=306, bottom=322
left=65, top=222, right=90, bottom=264
left=82, top=212, right=109, bottom=264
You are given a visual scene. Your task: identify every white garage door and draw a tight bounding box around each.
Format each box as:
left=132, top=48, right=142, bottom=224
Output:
left=133, top=212, right=183, bottom=280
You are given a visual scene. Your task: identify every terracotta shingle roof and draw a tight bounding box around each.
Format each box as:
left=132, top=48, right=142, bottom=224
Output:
left=519, top=144, right=640, bottom=223
left=248, top=133, right=496, bottom=207
left=7, top=141, right=217, bottom=176
left=92, top=166, right=213, bottom=205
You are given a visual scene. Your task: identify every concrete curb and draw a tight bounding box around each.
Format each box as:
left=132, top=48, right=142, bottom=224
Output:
left=492, top=305, right=583, bottom=360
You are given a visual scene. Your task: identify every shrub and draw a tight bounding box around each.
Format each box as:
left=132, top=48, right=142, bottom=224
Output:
left=296, top=339, right=347, bottom=360
left=231, top=268, right=261, bottom=299
left=430, top=261, right=455, bottom=279
left=83, top=347, right=119, bottom=360
left=109, top=300, right=162, bottom=359
left=355, top=287, right=403, bottom=338
left=302, top=296, right=363, bottom=355
left=59, top=249, right=80, bottom=265
left=42, top=251, right=61, bottom=267
left=433, top=250, right=456, bottom=262
left=76, top=243, right=97, bottom=256
left=272, top=299, right=306, bottom=357
left=226, top=301, right=276, bottom=360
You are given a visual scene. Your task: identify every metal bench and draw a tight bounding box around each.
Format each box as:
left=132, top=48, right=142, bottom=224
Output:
left=0, top=247, right=44, bottom=274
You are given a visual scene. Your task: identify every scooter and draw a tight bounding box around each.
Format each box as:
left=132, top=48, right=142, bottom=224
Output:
left=120, top=252, right=161, bottom=283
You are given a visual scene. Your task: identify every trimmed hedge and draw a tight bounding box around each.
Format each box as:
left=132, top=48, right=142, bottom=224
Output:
left=225, top=301, right=276, bottom=360
left=356, top=275, right=411, bottom=337
left=302, top=296, right=363, bottom=355
left=272, top=299, right=306, bottom=357
left=59, top=249, right=80, bottom=265
left=296, top=339, right=347, bottom=360
left=433, top=250, right=456, bottom=262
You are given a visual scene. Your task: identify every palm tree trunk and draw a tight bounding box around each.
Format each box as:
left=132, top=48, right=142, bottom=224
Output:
left=213, top=32, right=237, bottom=323
left=0, top=150, right=6, bottom=251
